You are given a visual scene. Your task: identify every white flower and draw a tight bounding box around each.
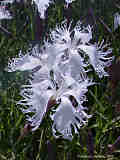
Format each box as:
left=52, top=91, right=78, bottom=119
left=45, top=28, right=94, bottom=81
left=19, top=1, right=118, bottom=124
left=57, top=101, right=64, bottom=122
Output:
left=32, top=0, right=53, bottom=19
left=50, top=20, right=92, bottom=55
left=0, top=0, right=75, bottom=20
left=18, top=69, right=92, bottom=138
left=50, top=20, right=113, bottom=79
left=74, top=21, right=92, bottom=44
left=114, top=12, right=120, bottom=31
left=0, top=6, right=12, bottom=20
left=65, top=0, right=76, bottom=7
left=7, top=20, right=113, bottom=140
left=79, top=40, right=113, bottom=78
left=50, top=75, right=93, bottom=140
left=18, top=82, right=54, bottom=131
left=51, top=97, right=91, bottom=140
left=50, top=21, right=91, bottom=80
left=7, top=45, right=45, bottom=72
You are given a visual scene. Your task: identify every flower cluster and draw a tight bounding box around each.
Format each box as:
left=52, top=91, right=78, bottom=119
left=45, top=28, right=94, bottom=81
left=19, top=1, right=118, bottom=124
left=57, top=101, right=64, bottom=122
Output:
left=33, top=0, right=76, bottom=18
left=7, top=20, right=113, bottom=140
left=0, top=0, right=76, bottom=19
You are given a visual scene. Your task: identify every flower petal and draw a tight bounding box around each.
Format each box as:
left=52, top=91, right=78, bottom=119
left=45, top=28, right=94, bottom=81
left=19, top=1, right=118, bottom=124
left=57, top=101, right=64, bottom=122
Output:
left=51, top=97, right=91, bottom=140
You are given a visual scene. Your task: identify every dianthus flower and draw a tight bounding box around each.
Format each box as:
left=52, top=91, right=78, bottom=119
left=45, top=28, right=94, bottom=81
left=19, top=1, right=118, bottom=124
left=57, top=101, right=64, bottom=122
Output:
left=51, top=21, right=114, bottom=78
left=7, top=20, right=113, bottom=139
